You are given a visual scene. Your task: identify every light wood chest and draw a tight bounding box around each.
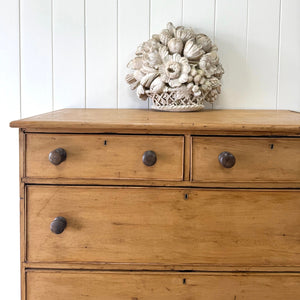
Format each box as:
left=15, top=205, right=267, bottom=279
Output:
left=10, top=109, right=300, bottom=299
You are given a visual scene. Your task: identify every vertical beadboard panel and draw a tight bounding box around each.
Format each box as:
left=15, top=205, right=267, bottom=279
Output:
left=6, top=0, right=300, bottom=116
left=86, top=0, right=118, bottom=108
left=150, top=0, right=182, bottom=36
left=0, top=0, right=20, bottom=298
left=213, top=0, right=248, bottom=109
left=53, top=0, right=85, bottom=109
left=20, top=0, right=52, bottom=117
left=183, top=0, right=215, bottom=39
left=118, top=0, right=149, bottom=108
left=245, top=0, right=281, bottom=109
left=0, top=0, right=20, bottom=119
left=183, top=0, right=215, bottom=109
left=277, top=0, right=300, bottom=111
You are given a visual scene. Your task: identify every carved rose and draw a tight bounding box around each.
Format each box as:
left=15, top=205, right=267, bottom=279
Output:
left=159, top=54, right=191, bottom=88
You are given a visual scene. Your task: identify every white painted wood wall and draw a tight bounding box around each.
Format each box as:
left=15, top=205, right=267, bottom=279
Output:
left=5, top=0, right=300, bottom=117
left=0, top=0, right=299, bottom=298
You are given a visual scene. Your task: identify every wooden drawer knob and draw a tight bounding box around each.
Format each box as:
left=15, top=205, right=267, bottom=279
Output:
left=218, top=151, right=236, bottom=168
left=142, top=150, right=157, bottom=166
left=49, top=148, right=67, bottom=165
left=50, top=217, right=67, bottom=234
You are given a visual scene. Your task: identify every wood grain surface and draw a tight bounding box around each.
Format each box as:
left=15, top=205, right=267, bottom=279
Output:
left=10, top=109, right=300, bottom=134
left=26, top=186, right=300, bottom=267
left=21, top=177, right=300, bottom=188
left=26, top=270, right=300, bottom=300
left=12, top=110, right=300, bottom=299
left=192, top=137, right=300, bottom=183
left=25, top=134, right=184, bottom=181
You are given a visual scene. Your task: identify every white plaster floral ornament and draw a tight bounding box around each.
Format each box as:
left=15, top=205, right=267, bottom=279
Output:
left=126, top=22, right=224, bottom=111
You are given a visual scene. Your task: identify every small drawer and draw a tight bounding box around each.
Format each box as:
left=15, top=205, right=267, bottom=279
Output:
left=27, top=270, right=300, bottom=300
left=25, top=133, right=184, bottom=181
left=26, top=186, right=300, bottom=266
left=191, top=137, right=300, bottom=183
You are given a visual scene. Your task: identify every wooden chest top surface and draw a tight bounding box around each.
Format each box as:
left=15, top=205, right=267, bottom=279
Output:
left=10, top=109, right=300, bottom=134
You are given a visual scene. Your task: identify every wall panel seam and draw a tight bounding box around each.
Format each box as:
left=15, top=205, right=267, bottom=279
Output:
left=117, top=0, right=119, bottom=109
left=84, top=0, right=87, bottom=108
left=213, top=0, right=217, bottom=43
left=19, top=0, right=22, bottom=118
left=212, top=0, right=217, bottom=110
left=276, top=0, right=283, bottom=110
left=181, top=0, right=183, bottom=26
left=149, top=0, right=151, bottom=39
left=148, top=0, right=151, bottom=109
left=51, top=0, right=54, bottom=111
left=245, top=0, right=249, bottom=62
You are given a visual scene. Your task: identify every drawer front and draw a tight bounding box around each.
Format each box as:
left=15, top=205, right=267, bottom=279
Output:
left=26, top=134, right=184, bottom=181
left=27, top=186, right=300, bottom=266
left=27, top=271, right=300, bottom=300
left=192, top=137, right=300, bottom=183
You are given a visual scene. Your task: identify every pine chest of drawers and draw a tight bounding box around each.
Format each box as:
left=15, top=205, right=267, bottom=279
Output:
left=10, top=109, right=300, bottom=300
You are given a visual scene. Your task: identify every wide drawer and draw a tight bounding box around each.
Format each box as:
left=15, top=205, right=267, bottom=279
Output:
left=26, top=186, right=300, bottom=266
left=25, top=134, right=184, bottom=181
left=27, top=271, right=300, bottom=300
left=192, top=137, right=300, bottom=183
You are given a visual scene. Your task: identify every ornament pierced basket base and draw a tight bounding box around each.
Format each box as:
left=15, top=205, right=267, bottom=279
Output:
left=147, top=91, right=204, bottom=112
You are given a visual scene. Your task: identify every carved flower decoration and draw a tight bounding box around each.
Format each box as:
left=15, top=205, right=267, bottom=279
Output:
left=159, top=54, right=191, bottom=87
left=199, top=51, right=224, bottom=78
left=126, top=22, right=224, bottom=107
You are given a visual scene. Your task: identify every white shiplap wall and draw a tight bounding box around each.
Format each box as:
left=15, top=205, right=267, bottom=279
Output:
left=0, top=1, right=299, bottom=297
left=16, top=0, right=300, bottom=117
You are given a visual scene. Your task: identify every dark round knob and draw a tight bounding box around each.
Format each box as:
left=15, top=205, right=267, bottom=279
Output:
left=218, top=151, right=236, bottom=168
left=142, top=150, right=157, bottom=166
left=50, top=217, right=67, bottom=234
left=49, top=148, right=67, bottom=165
